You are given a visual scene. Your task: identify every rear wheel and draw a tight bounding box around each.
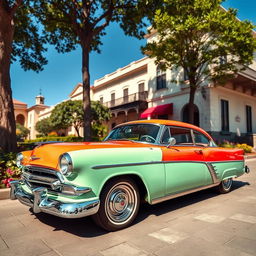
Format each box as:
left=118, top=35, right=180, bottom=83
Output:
left=92, top=177, right=140, bottom=231
left=217, top=178, right=233, bottom=194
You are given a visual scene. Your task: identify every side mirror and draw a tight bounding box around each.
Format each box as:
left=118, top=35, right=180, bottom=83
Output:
left=167, top=137, right=176, bottom=147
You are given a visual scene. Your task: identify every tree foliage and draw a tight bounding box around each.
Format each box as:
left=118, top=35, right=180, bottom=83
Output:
left=50, top=100, right=111, bottom=137
left=35, top=117, right=54, bottom=136
left=33, top=0, right=161, bottom=141
left=142, top=0, right=256, bottom=124
left=16, top=123, right=30, bottom=141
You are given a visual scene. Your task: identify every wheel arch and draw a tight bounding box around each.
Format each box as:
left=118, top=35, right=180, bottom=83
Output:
left=99, top=173, right=150, bottom=203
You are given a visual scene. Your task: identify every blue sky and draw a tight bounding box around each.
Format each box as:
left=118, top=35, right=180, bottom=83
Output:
left=11, top=0, right=256, bottom=107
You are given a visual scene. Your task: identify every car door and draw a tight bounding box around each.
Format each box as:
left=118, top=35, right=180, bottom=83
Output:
left=161, top=126, right=212, bottom=196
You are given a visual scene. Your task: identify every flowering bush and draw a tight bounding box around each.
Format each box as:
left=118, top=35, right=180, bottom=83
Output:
left=236, top=144, right=253, bottom=153
left=0, top=152, right=21, bottom=189
left=219, top=141, right=253, bottom=153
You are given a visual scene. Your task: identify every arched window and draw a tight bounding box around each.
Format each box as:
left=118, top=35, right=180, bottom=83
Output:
left=16, top=114, right=25, bottom=126
left=156, top=65, right=166, bottom=90
left=182, top=104, right=200, bottom=126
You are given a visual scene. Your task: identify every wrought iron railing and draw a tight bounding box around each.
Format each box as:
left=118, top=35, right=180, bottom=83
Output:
left=103, top=91, right=148, bottom=108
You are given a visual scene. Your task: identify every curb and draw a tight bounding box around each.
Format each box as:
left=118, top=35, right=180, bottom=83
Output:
left=0, top=188, right=10, bottom=200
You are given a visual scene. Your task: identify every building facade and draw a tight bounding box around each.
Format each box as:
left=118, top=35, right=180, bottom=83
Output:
left=14, top=32, right=256, bottom=147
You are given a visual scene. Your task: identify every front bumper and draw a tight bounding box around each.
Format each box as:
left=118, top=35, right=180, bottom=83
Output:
left=10, top=180, right=100, bottom=218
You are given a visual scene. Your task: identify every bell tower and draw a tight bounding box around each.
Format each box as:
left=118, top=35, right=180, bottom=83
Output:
left=35, top=89, right=45, bottom=105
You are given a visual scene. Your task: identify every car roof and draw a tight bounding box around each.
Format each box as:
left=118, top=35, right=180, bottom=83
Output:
left=115, top=119, right=212, bottom=139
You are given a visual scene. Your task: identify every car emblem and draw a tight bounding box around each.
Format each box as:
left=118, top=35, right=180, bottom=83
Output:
left=30, top=155, right=40, bottom=161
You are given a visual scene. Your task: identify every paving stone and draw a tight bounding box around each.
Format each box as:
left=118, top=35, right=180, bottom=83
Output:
left=38, top=250, right=61, bottom=256
left=0, top=235, right=9, bottom=250
left=55, top=233, right=125, bottom=256
left=40, top=231, right=82, bottom=249
left=194, top=227, right=235, bottom=245
left=194, top=213, right=226, bottom=223
left=129, top=233, right=170, bottom=253
left=100, top=243, right=148, bottom=256
left=155, top=236, right=253, bottom=256
left=230, top=213, right=256, bottom=224
left=238, top=196, right=256, bottom=203
left=0, top=220, right=27, bottom=240
left=167, top=216, right=211, bottom=235
left=6, top=238, right=52, bottom=256
left=148, top=228, right=189, bottom=244
left=226, top=237, right=256, bottom=255
left=1, top=248, right=15, bottom=256
left=214, top=218, right=252, bottom=237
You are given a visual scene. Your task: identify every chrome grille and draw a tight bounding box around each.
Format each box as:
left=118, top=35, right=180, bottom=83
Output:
left=22, top=166, right=62, bottom=191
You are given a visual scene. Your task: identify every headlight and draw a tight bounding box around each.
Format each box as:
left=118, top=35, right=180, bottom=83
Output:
left=59, top=153, right=73, bottom=176
left=16, top=153, right=24, bottom=168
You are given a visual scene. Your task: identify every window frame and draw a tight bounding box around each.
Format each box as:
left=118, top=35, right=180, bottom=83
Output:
left=246, top=105, right=252, bottom=133
left=156, top=65, right=167, bottom=90
left=160, top=125, right=215, bottom=147
left=221, top=99, right=229, bottom=132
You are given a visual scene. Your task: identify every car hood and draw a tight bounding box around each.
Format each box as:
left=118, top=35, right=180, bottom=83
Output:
left=24, top=141, right=157, bottom=170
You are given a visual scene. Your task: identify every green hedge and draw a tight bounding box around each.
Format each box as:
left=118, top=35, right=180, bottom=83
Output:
left=25, top=136, right=84, bottom=143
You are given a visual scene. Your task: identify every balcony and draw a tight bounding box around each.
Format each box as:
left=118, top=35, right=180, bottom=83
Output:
left=103, top=91, right=148, bottom=109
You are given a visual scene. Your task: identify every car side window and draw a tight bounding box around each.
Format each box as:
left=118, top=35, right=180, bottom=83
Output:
left=193, top=131, right=210, bottom=147
left=170, top=127, right=193, bottom=145
left=161, top=127, right=171, bottom=144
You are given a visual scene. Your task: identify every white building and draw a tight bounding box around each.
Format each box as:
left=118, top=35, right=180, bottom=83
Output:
left=15, top=30, right=256, bottom=147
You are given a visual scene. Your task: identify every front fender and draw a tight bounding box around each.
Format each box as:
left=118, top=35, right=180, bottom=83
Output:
left=67, top=147, right=165, bottom=203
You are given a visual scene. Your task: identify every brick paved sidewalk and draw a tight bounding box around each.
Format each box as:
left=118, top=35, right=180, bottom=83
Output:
left=1, top=159, right=256, bottom=256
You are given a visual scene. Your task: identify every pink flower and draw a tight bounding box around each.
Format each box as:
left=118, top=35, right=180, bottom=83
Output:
left=2, top=179, right=7, bottom=185
left=6, top=168, right=14, bottom=176
left=1, top=178, right=13, bottom=187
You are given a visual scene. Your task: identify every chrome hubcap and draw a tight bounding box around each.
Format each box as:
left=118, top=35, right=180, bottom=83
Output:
left=105, top=182, right=137, bottom=225
left=222, top=178, right=232, bottom=190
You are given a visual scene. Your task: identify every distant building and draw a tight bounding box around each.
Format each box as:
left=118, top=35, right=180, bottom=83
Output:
left=13, top=94, right=49, bottom=139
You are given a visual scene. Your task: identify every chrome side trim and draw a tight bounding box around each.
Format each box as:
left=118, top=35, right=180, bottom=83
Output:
left=151, top=183, right=219, bottom=205
left=92, top=161, right=163, bottom=169
left=10, top=180, right=99, bottom=219
left=206, top=163, right=220, bottom=184
left=92, top=160, right=244, bottom=170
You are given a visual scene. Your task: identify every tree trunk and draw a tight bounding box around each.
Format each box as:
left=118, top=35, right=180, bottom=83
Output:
left=81, top=43, right=92, bottom=141
left=74, top=125, right=80, bottom=137
left=0, top=6, right=17, bottom=152
left=188, top=86, right=197, bottom=125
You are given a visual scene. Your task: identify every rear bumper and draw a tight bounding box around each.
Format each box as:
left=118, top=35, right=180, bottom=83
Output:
left=10, top=180, right=100, bottom=218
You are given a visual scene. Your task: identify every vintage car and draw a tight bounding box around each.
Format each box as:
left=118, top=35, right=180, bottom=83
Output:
left=10, top=120, right=250, bottom=231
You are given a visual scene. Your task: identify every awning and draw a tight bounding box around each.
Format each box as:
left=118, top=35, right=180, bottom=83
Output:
left=140, top=103, right=173, bottom=119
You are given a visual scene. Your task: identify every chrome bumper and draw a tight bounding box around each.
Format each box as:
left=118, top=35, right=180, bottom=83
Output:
left=10, top=180, right=100, bottom=218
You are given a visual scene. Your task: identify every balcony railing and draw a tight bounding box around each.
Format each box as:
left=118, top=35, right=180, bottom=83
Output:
left=103, top=91, right=148, bottom=108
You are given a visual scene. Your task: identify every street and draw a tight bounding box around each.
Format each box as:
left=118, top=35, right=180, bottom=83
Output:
left=1, top=159, right=256, bottom=256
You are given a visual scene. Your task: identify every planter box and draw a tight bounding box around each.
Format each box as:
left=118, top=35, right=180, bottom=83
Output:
left=0, top=188, right=10, bottom=200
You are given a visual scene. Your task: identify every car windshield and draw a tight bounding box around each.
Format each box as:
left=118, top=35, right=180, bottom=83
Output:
left=105, top=124, right=160, bottom=144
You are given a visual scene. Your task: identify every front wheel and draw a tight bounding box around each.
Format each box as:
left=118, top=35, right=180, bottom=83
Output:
left=217, top=178, right=233, bottom=194
left=92, top=178, right=140, bottom=231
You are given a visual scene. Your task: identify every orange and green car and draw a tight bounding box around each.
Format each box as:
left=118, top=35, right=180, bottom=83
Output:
left=10, top=120, right=250, bottom=231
